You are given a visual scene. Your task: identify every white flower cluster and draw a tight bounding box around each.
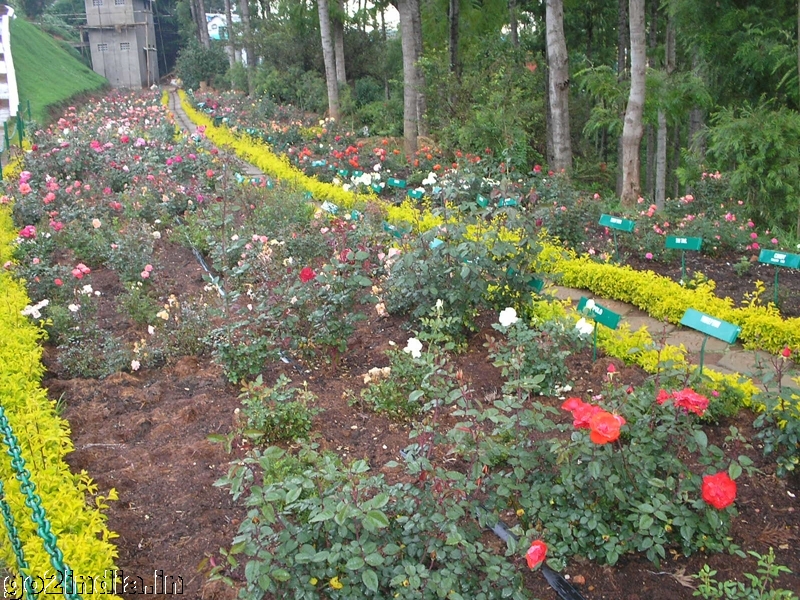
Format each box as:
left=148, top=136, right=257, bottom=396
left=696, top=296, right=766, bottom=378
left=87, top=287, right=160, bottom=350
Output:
left=21, top=299, right=49, bottom=319
left=363, top=366, right=391, bottom=384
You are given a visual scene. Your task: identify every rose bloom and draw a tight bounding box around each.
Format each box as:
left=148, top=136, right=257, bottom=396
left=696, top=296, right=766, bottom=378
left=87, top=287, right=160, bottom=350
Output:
left=299, top=266, right=316, bottom=283
left=589, top=411, right=625, bottom=444
left=701, top=472, right=737, bottom=509
left=562, top=398, right=603, bottom=429
left=525, top=540, right=547, bottom=569
left=658, top=388, right=709, bottom=416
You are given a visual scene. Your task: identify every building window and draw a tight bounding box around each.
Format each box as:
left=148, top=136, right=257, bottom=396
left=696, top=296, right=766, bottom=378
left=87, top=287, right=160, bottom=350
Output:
left=97, top=43, right=108, bottom=52
left=120, top=42, right=130, bottom=51
left=92, top=0, right=103, bottom=6
left=115, top=0, right=125, bottom=4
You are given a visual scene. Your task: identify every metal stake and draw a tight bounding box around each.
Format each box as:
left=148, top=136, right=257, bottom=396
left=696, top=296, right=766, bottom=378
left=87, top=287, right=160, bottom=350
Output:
left=698, top=334, right=709, bottom=375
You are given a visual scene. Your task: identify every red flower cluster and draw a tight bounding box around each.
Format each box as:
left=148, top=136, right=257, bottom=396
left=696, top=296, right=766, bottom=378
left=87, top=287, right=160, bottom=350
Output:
left=701, top=472, right=737, bottom=509
left=299, top=267, right=316, bottom=283
left=562, top=398, right=625, bottom=445
left=656, top=388, right=709, bottom=416
left=525, top=540, right=547, bottom=569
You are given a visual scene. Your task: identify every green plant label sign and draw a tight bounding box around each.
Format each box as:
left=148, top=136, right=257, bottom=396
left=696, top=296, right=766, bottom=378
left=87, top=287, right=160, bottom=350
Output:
left=528, top=277, right=544, bottom=293
left=497, top=198, right=518, bottom=207
left=666, top=236, right=703, bottom=251
left=337, top=169, right=350, bottom=177
left=476, top=194, right=489, bottom=207
left=576, top=297, right=621, bottom=330
left=321, top=201, right=339, bottom=214
left=599, top=214, right=635, bottom=232
left=758, top=249, right=800, bottom=269
left=679, top=309, right=741, bottom=344
left=383, top=222, right=408, bottom=238
left=371, top=183, right=383, bottom=194
left=311, top=160, right=326, bottom=167
left=353, top=170, right=364, bottom=177
left=429, top=238, right=444, bottom=249
left=407, top=189, right=424, bottom=200
left=387, top=178, right=406, bottom=189
left=350, top=210, right=362, bottom=221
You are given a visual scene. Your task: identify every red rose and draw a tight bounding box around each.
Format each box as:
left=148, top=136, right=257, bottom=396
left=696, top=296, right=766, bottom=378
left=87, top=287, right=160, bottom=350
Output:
left=299, top=267, right=316, bottom=283
left=562, top=398, right=603, bottom=429
left=782, top=346, right=792, bottom=358
left=701, top=472, right=737, bottom=509
left=525, top=540, right=547, bottom=569
left=656, top=389, right=671, bottom=405
left=671, top=388, right=709, bottom=416
left=589, top=411, right=625, bottom=445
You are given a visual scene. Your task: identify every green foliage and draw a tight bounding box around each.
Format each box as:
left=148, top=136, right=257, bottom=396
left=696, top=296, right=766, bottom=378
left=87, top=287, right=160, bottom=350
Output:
left=753, top=386, right=800, bottom=478
left=253, top=66, right=328, bottom=114
left=706, top=101, right=800, bottom=235
left=486, top=312, right=588, bottom=397
left=116, top=282, right=160, bottom=326
left=463, top=382, right=748, bottom=566
left=57, top=327, right=131, bottom=378
left=693, top=548, right=798, bottom=599
left=215, top=446, right=528, bottom=599
left=238, top=374, right=318, bottom=444
left=175, top=40, right=229, bottom=91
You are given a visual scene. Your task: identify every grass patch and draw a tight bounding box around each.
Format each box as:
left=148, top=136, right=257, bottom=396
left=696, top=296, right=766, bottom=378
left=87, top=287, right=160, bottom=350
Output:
left=10, top=17, right=107, bottom=125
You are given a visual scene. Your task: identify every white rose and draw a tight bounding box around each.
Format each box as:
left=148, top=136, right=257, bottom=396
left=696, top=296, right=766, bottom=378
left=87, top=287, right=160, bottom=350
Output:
left=498, top=307, right=519, bottom=327
left=403, top=337, right=423, bottom=359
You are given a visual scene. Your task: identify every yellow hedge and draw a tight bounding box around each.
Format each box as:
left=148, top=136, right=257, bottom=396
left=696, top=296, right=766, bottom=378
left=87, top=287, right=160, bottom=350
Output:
left=177, top=90, right=375, bottom=208
left=535, top=243, right=800, bottom=356
left=0, top=196, right=121, bottom=596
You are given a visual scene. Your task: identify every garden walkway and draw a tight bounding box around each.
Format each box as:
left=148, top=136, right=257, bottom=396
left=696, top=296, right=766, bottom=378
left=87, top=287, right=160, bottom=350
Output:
left=551, top=286, right=796, bottom=391
left=164, top=88, right=796, bottom=394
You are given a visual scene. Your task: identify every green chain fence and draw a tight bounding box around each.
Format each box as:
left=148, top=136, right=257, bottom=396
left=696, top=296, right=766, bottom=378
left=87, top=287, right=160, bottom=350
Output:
left=0, top=100, right=32, bottom=182
left=0, top=405, right=81, bottom=600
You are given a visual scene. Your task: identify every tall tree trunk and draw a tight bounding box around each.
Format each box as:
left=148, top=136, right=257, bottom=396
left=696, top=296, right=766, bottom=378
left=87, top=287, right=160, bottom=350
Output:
left=449, top=0, right=459, bottom=76
left=509, top=0, right=519, bottom=47
left=239, top=0, right=255, bottom=94
left=318, top=0, right=340, bottom=119
left=334, top=0, right=347, bottom=84
left=645, top=0, right=658, bottom=198
left=382, top=7, right=390, bottom=101
left=655, top=9, right=675, bottom=209
left=620, top=0, right=645, bottom=206
left=411, top=0, right=427, bottom=137
left=398, top=0, right=418, bottom=154
left=616, top=0, right=629, bottom=196
left=188, top=0, right=201, bottom=46
left=546, top=0, right=572, bottom=172
left=196, top=0, right=211, bottom=48
left=223, top=0, right=236, bottom=68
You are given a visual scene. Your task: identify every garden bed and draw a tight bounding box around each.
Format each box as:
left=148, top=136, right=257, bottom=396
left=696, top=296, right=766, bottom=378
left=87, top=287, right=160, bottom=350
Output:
left=4, top=89, right=800, bottom=600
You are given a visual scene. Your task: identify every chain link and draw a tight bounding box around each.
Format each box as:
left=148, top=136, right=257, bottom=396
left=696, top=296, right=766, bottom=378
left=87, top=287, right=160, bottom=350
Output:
left=0, top=406, right=81, bottom=599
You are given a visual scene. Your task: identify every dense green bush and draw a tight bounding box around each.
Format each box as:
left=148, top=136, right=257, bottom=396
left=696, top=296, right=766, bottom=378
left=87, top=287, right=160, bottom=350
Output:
left=175, top=41, right=229, bottom=91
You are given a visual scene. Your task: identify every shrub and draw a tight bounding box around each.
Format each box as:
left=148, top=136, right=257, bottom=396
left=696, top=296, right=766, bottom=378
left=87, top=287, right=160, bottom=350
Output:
left=175, top=41, right=229, bottom=91
left=238, top=374, right=318, bottom=444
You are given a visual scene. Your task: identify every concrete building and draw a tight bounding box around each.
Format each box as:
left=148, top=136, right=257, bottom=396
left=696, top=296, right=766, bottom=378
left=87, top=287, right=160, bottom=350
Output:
left=85, top=0, right=158, bottom=88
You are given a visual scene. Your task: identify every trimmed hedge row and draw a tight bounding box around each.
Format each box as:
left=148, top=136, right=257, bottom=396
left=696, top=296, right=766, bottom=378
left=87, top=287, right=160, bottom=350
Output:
left=0, top=195, right=121, bottom=594
left=536, top=243, right=800, bottom=357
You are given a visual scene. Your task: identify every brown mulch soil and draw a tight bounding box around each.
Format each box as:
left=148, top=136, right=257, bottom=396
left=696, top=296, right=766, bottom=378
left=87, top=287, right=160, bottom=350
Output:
left=42, top=242, right=800, bottom=600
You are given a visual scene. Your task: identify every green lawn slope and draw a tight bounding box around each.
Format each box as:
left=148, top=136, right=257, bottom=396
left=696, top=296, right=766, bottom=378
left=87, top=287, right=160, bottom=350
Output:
left=9, top=17, right=107, bottom=125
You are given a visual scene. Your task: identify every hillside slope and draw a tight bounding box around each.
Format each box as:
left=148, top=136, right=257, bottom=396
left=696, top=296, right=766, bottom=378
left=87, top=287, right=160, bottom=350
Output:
left=9, top=17, right=107, bottom=125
